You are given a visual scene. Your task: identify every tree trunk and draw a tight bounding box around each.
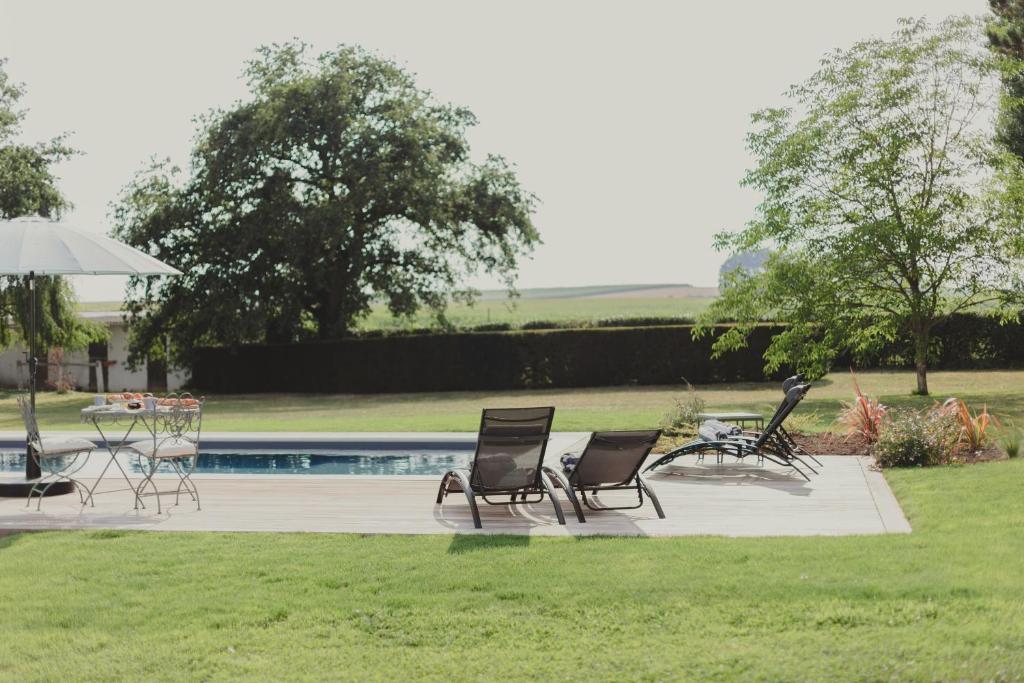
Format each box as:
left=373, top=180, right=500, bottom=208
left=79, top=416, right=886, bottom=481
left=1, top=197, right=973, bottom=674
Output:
left=315, top=290, right=348, bottom=340
left=913, top=329, right=929, bottom=396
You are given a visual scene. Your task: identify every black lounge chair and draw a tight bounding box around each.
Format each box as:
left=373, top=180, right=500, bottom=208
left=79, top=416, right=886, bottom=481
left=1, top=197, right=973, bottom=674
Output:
left=761, top=374, right=821, bottom=467
left=696, top=376, right=815, bottom=466
left=544, top=429, right=665, bottom=519
left=435, top=407, right=584, bottom=529
left=644, top=383, right=816, bottom=480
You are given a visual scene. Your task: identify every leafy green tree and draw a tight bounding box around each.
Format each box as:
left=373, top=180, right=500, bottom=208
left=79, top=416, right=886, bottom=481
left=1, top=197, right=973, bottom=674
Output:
left=989, top=1, right=1024, bottom=158
left=698, top=17, right=1024, bottom=395
left=0, top=59, right=97, bottom=355
left=113, top=43, right=539, bottom=366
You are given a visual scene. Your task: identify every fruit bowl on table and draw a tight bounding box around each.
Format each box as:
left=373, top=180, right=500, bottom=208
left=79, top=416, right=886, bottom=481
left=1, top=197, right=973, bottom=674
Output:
left=104, top=392, right=152, bottom=410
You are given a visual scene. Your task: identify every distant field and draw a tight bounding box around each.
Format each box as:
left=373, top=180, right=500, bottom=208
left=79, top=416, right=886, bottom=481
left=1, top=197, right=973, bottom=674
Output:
left=359, top=295, right=717, bottom=330
left=76, top=301, right=123, bottom=313
left=78, top=285, right=720, bottom=331
left=361, top=283, right=717, bottom=330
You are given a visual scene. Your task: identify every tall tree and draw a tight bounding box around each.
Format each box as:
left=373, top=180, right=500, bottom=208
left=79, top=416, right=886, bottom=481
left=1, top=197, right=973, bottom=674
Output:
left=0, top=59, right=95, bottom=355
left=698, top=17, right=1024, bottom=395
left=114, top=42, right=539, bottom=366
left=989, top=1, right=1024, bottom=158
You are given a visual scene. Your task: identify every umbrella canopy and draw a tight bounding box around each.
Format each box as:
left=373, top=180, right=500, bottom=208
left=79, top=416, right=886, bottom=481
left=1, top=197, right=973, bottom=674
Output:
left=0, top=216, right=182, bottom=491
left=0, top=216, right=181, bottom=276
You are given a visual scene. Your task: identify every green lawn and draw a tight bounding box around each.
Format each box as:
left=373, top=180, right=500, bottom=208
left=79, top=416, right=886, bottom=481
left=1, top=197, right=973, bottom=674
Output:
left=1, top=459, right=1022, bottom=679
left=5, top=368, right=1024, bottom=434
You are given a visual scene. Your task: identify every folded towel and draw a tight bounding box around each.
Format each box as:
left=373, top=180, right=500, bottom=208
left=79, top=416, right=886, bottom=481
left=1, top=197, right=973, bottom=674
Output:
left=698, top=419, right=742, bottom=442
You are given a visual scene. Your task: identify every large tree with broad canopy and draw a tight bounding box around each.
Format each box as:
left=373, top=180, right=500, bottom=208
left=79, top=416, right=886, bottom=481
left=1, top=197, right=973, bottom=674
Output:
left=113, top=42, right=539, bottom=365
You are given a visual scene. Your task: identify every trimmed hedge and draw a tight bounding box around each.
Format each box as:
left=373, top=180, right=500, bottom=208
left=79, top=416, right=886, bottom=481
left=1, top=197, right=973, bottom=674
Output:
left=191, top=313, right=1024, bottom=393
left=891, top=313, right=1024, bottom=368
left=192, top=325, right=789, bottom=393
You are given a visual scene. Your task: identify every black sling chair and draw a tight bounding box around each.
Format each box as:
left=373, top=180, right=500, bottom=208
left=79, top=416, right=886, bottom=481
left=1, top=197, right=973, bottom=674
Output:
left=435, top=407, right=584, bottom=529
left=729, top=375, right=823, bottom=468
left=644, top=384, right=815, bottom=480
left=543, top=430, right=665, bottom=519
left=766, top=374, right=822, bottom=467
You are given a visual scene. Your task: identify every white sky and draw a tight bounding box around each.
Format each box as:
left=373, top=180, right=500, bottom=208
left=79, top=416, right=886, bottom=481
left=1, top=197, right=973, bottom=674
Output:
left=0, top=0, right=984, bottom=301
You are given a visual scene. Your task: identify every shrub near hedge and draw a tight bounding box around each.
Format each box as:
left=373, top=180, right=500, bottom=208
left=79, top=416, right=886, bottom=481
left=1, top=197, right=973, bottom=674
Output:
left=192, top=324, right=789, bottom=393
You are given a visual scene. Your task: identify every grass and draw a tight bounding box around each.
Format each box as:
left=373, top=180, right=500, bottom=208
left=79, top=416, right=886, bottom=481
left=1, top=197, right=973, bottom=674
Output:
left=0, top=459, right=1022, bottom=679
left=5, top=368, right=1024, bottom=434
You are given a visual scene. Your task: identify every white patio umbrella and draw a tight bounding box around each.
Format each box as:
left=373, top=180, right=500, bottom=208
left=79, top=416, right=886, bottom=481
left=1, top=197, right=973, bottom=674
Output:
left=0, top=216, right=181, bottom=493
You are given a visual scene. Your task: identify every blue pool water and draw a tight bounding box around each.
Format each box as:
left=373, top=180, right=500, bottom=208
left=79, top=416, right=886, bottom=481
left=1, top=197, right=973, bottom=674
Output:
left=0, top=450, right=474, bottom=476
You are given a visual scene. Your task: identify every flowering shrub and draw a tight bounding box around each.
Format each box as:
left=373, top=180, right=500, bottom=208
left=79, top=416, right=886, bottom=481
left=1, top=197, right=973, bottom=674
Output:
left=873, top=409, right=960, bottom=468
left=838, top=370, right=887, bottom=443
left=937, top=398, right=999, bottom=454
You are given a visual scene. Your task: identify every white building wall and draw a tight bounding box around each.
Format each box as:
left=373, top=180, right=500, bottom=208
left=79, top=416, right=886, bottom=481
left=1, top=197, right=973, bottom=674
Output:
left=105, top=323, right=148, bottom=391
left=0, top=321, right=187, bottom=392
left=0, top=342, right=25, bottom=387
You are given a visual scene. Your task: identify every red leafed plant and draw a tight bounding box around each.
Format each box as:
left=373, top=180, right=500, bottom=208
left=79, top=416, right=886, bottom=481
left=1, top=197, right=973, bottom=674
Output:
left=938, top=398, right=999, bottom=453
left=839, top=369, right=887, bottom=443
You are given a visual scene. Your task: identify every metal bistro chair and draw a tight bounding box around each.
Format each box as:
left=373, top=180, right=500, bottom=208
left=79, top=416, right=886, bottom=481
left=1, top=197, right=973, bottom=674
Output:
left=17, top=396, right=95, bottom=509
left=126, top=393, right=205, bottom=514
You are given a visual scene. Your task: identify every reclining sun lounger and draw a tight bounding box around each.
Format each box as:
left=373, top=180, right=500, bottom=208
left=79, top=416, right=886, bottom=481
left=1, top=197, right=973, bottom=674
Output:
left=720, top=374, right=822, bottom=469
left=644, top=383, right=816, bottom=480
left=435, top=407, right=584, bottom=529
left=760, top=374, right=821, bottom=467
left=544, top=429, right=665, bottom=519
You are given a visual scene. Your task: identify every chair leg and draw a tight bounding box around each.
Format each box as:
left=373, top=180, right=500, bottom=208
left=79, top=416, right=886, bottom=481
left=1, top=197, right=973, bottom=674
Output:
left=436, top=470, right=482, bottom=528
left=171, top=459, right=200, bottom=510
left=26, top=451, right=91, bottom=510
left=539, top=472, right=566, bottom=525
left=637, top=475, right=666, bottom=519
left=435, top=472, right=452, bottom=504
left=792, top=454, right=818, bottom=475
left=26, top=478, right=45, bottom=509
left=541, top=467, right=585, bottom=523
left=135, top=458, right=162, bottom=514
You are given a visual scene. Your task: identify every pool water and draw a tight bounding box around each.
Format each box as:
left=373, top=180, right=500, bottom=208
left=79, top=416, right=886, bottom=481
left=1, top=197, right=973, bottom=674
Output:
left=0, top=450, right=474, bottom=476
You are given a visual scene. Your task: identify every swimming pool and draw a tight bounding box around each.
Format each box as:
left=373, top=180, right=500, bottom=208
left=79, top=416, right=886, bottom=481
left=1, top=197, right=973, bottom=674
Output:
left=0, top=449, right=474, bottom=476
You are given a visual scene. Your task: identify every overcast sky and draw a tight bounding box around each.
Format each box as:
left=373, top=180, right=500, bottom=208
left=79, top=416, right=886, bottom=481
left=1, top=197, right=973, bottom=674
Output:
left=1, top=0, right=985, bottom=301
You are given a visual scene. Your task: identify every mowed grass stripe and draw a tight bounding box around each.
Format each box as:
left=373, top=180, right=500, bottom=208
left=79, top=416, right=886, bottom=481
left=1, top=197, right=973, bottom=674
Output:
left=0, top=460, right=1021, bottom=679
left=5, top=369, right=1024, bottom=434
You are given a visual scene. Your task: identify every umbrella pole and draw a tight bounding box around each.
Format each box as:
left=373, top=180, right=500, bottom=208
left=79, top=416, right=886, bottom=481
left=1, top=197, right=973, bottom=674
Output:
left=26, top=271, right=41, bottom=481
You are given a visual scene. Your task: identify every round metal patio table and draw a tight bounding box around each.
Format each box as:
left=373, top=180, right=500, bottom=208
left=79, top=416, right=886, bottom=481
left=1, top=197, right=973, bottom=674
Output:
left=79, top=404, right=163, bottom=507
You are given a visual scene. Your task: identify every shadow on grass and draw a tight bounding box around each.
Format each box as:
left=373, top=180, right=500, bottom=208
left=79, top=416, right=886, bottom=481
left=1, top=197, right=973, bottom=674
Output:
left=0, top=530, right=29, bottom=551
left=447, top=534, right=530, bottom=554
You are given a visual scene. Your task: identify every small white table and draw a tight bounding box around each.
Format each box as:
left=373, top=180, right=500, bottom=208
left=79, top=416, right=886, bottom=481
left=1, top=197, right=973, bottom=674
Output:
left=697, top=411, right=765, bottom=431
left=79, top=404, right=183, bottom=506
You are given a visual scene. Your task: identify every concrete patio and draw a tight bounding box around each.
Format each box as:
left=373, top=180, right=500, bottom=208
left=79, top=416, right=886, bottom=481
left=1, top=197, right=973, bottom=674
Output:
left=0, top=453, right=910, bottom=537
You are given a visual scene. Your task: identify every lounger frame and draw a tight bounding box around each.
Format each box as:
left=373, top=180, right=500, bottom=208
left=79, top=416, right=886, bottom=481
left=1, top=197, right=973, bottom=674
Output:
left=436, top=407, right=585, bottom=528
left=543, top=429, right=665, bottom=519
left=645, top=384, right=817, bottom=480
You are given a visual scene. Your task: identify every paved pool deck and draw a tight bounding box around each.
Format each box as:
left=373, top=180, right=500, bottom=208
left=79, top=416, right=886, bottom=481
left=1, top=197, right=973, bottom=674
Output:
left=0, top=431, right=910, bottom=537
